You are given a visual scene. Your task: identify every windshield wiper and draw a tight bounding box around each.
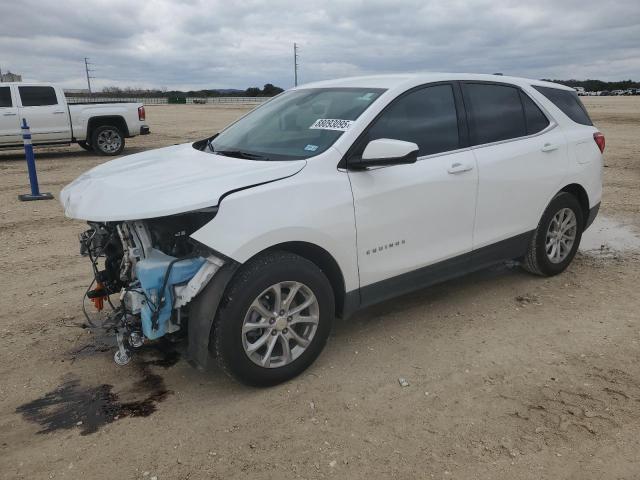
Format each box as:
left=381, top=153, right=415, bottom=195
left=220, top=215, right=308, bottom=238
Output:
left=215, top=149, right=270, bottom=161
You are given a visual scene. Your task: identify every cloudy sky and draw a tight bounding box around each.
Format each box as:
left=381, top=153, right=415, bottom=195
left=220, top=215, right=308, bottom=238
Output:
left=2, top=0, right=639, bottom=91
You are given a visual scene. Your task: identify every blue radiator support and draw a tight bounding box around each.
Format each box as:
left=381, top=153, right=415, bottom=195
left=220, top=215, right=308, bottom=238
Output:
left=135, top=249, right=206, bottom=339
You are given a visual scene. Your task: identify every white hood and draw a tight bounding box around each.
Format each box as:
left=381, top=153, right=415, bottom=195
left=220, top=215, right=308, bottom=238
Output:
left=60, top=143, right=306, bottom=221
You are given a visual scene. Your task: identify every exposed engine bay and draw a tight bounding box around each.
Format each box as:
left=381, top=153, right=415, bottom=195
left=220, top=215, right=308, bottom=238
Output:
left=79, top=209, right=223, bottom=365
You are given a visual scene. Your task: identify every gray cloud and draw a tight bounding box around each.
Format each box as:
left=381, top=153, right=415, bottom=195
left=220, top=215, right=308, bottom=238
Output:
left=1, top=0, right=639, bottom=90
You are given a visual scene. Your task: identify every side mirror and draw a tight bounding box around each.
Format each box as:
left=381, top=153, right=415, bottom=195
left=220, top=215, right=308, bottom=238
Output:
left=355, top=138, right=419, bottom=168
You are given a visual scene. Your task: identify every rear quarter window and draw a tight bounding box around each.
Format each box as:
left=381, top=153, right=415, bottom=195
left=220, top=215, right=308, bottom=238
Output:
left=533, top=86, right=592, bottom=126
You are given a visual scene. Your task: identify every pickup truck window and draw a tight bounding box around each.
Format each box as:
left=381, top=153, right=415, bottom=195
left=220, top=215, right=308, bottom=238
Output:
left=18, top=86, right=58, bottom=107
left=0, top=87, right=11, bottom=107
left=210, top=88, right=385, bottom=161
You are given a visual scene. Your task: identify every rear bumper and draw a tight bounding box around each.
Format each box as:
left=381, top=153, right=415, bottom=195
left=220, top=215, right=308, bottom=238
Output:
left=585, top=202, right=600, bottom=230
left=140, top=125, right=150, bottom=135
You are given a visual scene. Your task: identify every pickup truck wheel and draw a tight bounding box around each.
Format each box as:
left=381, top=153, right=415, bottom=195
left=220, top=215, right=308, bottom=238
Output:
left=77, top=141, right=93, bottom=152
left=92, top=125, right=125, bottom=156
left=213, top=251, right=334, bottom=387
left=522, top=192, right=584, bottom=276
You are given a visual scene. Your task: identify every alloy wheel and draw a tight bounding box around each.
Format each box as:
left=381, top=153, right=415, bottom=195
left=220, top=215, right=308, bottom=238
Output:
left=96, top=129, right=122, bottom=154
left=241, top=281, right=319, bottom=368
left=545, top=207, right=577, bottom=263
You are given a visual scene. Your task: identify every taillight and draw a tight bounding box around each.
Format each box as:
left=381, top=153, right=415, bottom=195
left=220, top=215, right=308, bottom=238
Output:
left=138, top=106, right=146, bottom=121
left=593, top=132, right=605, bottom=153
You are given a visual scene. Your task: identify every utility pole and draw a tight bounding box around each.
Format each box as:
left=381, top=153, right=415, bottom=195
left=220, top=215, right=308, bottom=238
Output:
left=84, top=57, right=95, bottom=94
left=293, top=43, right=299, bottom=87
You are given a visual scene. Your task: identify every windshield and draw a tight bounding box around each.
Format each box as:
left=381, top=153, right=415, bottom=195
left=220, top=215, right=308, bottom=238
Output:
left=208, top=88, right=386, bottom=160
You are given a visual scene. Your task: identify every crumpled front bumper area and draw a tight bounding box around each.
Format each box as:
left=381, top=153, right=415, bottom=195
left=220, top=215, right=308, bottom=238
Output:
left=79, top=218, right=224, bottom=365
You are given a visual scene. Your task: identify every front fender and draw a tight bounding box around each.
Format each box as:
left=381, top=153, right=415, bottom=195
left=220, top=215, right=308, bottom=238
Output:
left=190, top=165, right=360, bottom=292
left=186, top=261, right=239, bottom=370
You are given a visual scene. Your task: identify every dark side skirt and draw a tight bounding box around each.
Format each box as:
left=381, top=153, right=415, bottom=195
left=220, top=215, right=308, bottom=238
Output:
left=343, top=230, right=534, bottom=317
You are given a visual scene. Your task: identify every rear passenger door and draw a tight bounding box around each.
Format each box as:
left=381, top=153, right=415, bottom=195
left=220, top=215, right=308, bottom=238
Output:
left=462, top=82, right=568, bottom=252
left=347, top=83, right=478, bottom=302
left=0, top=86, right=21, bottom=146
left=17, top=86, right=71, bottom=143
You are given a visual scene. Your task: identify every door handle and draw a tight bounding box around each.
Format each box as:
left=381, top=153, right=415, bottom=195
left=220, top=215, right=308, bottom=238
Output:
left=447, top=162, right=473, bottom=174
left=3, top=112, right=17, bottom=116
left=53, top=111, right=66, bottom=114
left=541, top=143, right=559, bottom=152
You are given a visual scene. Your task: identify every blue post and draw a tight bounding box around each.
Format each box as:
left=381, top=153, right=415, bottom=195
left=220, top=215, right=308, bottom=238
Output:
left=18, top=118, right=53, bottom=201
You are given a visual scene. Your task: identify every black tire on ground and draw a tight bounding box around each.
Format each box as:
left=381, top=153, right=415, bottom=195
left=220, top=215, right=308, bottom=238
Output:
left=77, top=141, right=93, bottom=152
left=91, top=125, right=125, bottom=156
left=213, top=251, right=334, bottom=387
left=522, top=192, right=585, bottom=277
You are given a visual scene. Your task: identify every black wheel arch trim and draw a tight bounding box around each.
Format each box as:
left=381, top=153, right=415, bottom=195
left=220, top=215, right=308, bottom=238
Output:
left=186, top=260, right=240, bottom=370
left=186, top=240, right=350, bottom=369
left=585, top=202, right=600, bottom=231
left=87, top=115, right=130, bottom=138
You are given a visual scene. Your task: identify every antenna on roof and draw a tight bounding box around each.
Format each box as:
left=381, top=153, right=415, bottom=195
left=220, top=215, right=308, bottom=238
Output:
left=493, top=72, right=504, bottom=76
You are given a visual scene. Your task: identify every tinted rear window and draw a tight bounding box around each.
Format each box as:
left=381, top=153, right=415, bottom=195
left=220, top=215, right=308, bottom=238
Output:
left=0, top=87, right=11, bottom=108
left=533, top=86, right=592, bottom=126
left=521, top=92, right=550, bottom=134
left=19, top=86, right=58, bottom=107
left=463, top=83, right=526, bottom=145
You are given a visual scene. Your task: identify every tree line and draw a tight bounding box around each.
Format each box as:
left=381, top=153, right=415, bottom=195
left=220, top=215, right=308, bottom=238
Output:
left=88, top=83, right=284, bottom=98
left=542, top=79, right=640, bottom=92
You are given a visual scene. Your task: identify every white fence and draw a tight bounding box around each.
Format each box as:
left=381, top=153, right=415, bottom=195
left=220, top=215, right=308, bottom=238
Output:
left=186, top=97, right=268, bottom=105
left=66, top=96, right=269, bottom=105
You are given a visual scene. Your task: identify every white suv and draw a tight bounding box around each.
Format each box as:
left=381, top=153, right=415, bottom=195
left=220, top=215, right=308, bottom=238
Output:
left=61, top=73, right=604, bottom=386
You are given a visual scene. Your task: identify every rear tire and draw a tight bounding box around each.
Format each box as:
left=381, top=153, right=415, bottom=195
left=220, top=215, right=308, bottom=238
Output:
left=91, top=125, right=125, bottom=156
left=213, top=251, right=334, bottom=387
left=522, top=192, right=584, bottom=276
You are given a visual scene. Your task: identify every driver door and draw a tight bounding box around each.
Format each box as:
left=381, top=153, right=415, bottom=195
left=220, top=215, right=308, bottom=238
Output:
left=346, top=83, right=478, bottom=305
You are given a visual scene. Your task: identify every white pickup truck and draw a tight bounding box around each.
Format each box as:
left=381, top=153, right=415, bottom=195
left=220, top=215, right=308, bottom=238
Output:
left=0, top=82, right=149, bottom=155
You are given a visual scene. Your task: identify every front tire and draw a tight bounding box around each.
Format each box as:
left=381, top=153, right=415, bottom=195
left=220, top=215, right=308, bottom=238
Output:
left=91, top=125, right=125, bottom=156
left=213, top=251, right=334, bottom=386
left=522, top=192, right=584, bottom=276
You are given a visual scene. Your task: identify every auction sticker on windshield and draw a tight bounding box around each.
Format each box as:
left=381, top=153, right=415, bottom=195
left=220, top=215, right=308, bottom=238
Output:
left=309, top=119, right=354, bottom=131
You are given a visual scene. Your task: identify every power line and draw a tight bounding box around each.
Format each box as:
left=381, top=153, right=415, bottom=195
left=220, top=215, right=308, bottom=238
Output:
left=84, top=57, right=95, bottom=94
left=293, top=43, right=299, bottom=87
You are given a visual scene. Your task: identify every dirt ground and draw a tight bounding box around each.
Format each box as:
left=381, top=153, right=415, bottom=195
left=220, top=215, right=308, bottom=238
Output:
left=1, top=98, right=639, bottom=480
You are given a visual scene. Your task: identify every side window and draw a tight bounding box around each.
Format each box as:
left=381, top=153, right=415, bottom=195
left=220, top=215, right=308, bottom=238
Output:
left=521, top=92, right=550, bottom=134
left=533, top=86, right=593, bottom=126
left=18, top=86, right=58, bottom=107
left=464, top=83, right=526, bottom=145
left=0, top=87, right=12, bottom=108
left=360, top=84, right=460, bottom=157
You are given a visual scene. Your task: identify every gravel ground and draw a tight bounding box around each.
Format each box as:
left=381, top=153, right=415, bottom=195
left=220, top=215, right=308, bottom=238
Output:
left=1, top=98, right=639, bottom=479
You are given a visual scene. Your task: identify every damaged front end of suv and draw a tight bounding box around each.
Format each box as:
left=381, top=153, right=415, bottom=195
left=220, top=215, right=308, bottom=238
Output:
left=59, top=139, right=307, bottom=370
left=78, top=209, right=226, bottom=366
